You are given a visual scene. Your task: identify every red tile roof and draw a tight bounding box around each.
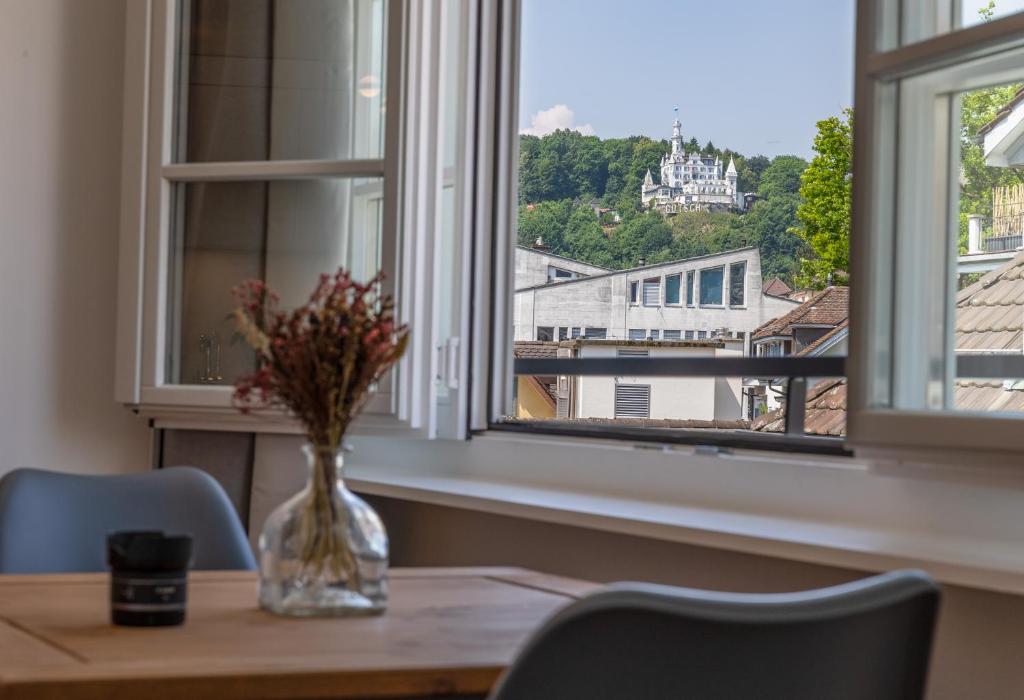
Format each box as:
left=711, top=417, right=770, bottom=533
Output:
left=763, top=277, right=793, bottom=296
left=752, top=287, right=849, bottom=341
left=752, top=378, right=848, bottom=437
left=513, top=341, right=559, bottom=359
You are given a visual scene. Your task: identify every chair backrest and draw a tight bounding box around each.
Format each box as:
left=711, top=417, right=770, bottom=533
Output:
left=0, top=467, right=256, bottom=573
left=490, top=570, right=939, bottom=700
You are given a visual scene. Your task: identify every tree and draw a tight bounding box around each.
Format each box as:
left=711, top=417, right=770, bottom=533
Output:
left=758, top=155, right=807, bottom=199
left=610, top=211, right=672, bottom=267
left=792, top=109, right=853, bottom=287
left=516, top=199, right=572, bottom=249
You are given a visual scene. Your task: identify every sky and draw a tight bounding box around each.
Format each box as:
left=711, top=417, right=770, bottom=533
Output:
left=518, top=0, right=1024, bottom=159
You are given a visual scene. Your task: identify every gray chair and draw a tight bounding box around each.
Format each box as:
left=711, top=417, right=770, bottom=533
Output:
left=0, top=467, right=256, bottom=573
left=490, top=570, right=939, bottom=700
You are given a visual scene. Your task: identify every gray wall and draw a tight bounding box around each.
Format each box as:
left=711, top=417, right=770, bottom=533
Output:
left=0, top=0, right=150, bottom=477
left=367, top=495, right=1024, bottom=700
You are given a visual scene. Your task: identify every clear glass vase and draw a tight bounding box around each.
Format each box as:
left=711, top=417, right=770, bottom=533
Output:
left=258, top=443, right=388, bottom=616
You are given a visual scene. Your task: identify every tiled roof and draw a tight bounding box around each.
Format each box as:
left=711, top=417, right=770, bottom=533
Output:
left=752, top=378, right=848, bottom=437
left=513, top=341, right=559, bottom=359
left=763, top=276, right=793, bottom=296
left=955, top=251, right=1024, bottom=352
left=752, top=287, right=849, bottom=341
left=796, top=318, right=849, bottom=357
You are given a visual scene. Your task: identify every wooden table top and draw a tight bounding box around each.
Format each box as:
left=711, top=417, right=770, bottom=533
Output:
left=0, top=567, right=599, bottom=700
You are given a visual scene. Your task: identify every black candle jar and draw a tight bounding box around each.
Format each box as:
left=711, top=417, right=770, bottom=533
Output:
left=107, top=531, right=193, bottom=627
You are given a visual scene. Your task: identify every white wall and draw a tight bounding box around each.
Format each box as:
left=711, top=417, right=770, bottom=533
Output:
left=0, top=0, right=150, bottom=476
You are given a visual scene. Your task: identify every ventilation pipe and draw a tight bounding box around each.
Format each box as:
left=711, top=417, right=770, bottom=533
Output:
left=968, top=215, right=985, bottom=255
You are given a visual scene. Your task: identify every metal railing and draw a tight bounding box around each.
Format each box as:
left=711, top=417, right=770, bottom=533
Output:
left=513, top=356, right=846, bottom=440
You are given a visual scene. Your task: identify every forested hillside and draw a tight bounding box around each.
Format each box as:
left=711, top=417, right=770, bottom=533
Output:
left=517, top=129, right=812, bottom=284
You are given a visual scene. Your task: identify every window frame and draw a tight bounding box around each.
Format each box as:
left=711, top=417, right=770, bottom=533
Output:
left=848, top=0, right=1024, bottom=457
left=642, top=277, right=661, bottom=306
left=664, top=272, right=682, bottom=305
left=698, top=266, right=725, bottom=307
left=116, top=0, right=467, bottom=438
left=729, top=261, right=746, bottom=307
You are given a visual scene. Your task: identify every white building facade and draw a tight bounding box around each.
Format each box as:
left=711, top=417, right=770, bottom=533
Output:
left=514, top=247, right=799, bottom=349
left=514, top=244, right=610, bottom=289
left=558, top=340, right=744, bottom=421
left=641, top=116, right=741, bottom=213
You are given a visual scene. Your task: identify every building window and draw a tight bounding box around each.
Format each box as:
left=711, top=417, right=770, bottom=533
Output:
left=663, top=330, right=681, bottom=340
left=629, top=280, right=639, bottom=304
left=665, top=273, right=681, bottom=304
left=558, top=326, right=569, bottom=341
left=614, top=384, right=651, bottom=418
left=729, top=261, right=746, bottom=306
left=537, top=326, right=554, bottom=341
left=584, top=327, right=607, bottom=339
left=699, top=267, right=724, bottom=305
left=571, top=327, right=581, bottom=339
left=649, top=330, right=660, bottom=340
left=642, top=278, right=660, bottom=306
left=697, top=330, right=707, bottom=339
left=684, top=330, right=694, bottom=340
left=617, top=348, right=650, bottom=358
left=628, top=328, right=646, bottom=341
left=686, top=270, right=695, bottom=306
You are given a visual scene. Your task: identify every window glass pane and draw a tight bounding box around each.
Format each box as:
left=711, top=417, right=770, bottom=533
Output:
left=558, top=326, right=569, bottom=341
left=729, top=261, right=746, bottom=305
left=663, top=329, right=681, bottom=340
left=628, top=328, right=645, bottom=340
left=165, top=177, right=382, bottom=385
left=175, top=0, right=386, bottom=163
left=585, top=327, right=607, bottom=339
left=887, top=0, right=1024, bottom=48
left=686, top=270, right=695, bottom=305
left=699, top=267, right=723, bottom=305
left=629, top=280, right=638, bottom=303
left=642, top=278, right=660, bottom=305
left=665, top=273, right=681, bottom=304
left=537, top=326, right=554, bottom=341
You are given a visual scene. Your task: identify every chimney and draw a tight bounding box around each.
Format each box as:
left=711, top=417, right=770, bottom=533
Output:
left=531, top=236, right=550, bottom=252
left=968, top=215, right=984, bottom=254
left=638, top=256, right=647, bottom=267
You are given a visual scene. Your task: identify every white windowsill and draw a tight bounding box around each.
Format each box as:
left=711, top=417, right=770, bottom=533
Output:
left=345, top=433, right=1024, bottom=596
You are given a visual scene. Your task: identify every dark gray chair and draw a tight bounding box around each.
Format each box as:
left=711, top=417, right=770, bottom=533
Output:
left=490, top=570, right=939, bottom=700
left=0, top=467, right=256, bottom=573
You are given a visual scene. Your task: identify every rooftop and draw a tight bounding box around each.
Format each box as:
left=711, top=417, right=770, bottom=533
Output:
left=752, top=287, right=850, bottom=341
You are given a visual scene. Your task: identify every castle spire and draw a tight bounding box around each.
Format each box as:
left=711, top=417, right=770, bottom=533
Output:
left=671, top=106, right=683, bottom=155
left=726, top=156, right=737, bottom=175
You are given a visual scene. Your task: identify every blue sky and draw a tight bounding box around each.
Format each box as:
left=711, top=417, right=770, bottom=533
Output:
left=518, top=0, right=1024, bottom=158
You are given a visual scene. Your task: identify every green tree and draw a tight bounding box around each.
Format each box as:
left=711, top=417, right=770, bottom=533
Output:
left=564, top=206, right=615, bottom=267
left=610, top=211, right=672, bottom=267
left=516, top=199, right=572, bottom=249
left=758, top=155, right=807, bottom=199
left=792, top=109, right=853, bottom=287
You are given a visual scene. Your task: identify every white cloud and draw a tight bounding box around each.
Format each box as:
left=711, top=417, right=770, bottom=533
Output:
left=520, top=104, right=595, bottom=137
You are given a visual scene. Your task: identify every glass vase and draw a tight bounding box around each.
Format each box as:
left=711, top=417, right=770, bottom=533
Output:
left=258, top=443, right=388, bottom=616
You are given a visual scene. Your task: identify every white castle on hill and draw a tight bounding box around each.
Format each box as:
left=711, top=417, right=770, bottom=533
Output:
left=641, top=113, right=741, bottom=214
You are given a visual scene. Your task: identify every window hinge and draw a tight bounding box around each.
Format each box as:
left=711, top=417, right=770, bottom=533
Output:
left=436, top=337, right=460, bottom=389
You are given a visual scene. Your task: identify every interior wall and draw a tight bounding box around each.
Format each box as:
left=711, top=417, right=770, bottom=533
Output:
left=367, top=495, right=1024, bottom=700
left=0, top=0, right=150, bottom=476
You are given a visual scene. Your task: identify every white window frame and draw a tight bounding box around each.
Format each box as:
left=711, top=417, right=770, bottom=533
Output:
left=642, top=277, right=661, bottom=306
left=115, top=0, right=473, bottom=438
left=848, top=1, right=1024, bottom=458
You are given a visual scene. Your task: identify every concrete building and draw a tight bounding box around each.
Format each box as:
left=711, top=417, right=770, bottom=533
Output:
left=514, top=243, right=610, bottom=289
left=641, top=112, right=741, bottom=213
left=558, top=339, right=744, bottom=421
left=514, top=246, right=799, bottom=348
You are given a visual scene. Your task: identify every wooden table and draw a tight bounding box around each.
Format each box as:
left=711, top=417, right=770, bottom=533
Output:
left=0, top=567, right=598, bottom=700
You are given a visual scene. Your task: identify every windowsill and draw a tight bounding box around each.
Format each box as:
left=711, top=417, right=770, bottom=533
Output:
left=346, top=432, right=1024, bottom=596
left=699, top=304, right=725, bottom=309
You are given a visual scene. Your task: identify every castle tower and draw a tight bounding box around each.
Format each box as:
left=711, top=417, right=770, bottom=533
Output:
left=670, top=107, right=683, bottom=155
left=726, top=157, right=739, bottom=205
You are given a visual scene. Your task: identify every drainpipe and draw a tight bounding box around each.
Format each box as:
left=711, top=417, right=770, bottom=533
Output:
left=968, top=215, right=984, bottom=254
